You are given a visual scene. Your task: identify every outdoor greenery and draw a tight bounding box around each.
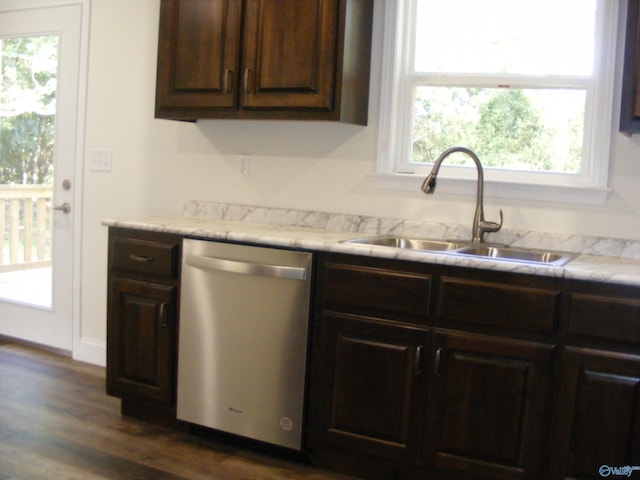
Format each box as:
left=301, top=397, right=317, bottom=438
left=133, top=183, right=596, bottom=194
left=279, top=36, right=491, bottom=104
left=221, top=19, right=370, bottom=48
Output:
left=0, top=35, right=57, bottom=185
left=411, top=86, right=584, bottom=173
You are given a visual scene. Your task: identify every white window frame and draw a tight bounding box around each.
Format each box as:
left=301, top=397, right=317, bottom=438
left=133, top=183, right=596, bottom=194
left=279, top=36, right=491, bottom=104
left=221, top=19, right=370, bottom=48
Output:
left=375, top=0, right=620, bottom=205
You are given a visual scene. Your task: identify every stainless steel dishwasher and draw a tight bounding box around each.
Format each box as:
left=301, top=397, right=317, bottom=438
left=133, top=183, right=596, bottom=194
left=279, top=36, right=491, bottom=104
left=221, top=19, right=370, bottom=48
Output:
left=177, top=238, right=313, bottom=451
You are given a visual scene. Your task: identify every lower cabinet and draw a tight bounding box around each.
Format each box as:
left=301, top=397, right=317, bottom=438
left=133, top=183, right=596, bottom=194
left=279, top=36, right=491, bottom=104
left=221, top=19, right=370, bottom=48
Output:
left=424, top=330, right=554, bottom=480
left=550, top=347, right=640, bottom=480
left=311, top=320, right=554, bottom=480
left=106, top=228, right=182, bottom=425
left=104, top=236, right=640, bottom=480
left=106, top=277, right=177, bottom=403
left=309, top=253, right=561, bottom=480
left=310, top=311, right=430, bottom=463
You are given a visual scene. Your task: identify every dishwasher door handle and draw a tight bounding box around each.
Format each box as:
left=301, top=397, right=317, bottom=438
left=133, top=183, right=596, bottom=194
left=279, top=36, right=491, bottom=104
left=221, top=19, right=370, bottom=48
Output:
left=185, top=253, right=308, bottom=281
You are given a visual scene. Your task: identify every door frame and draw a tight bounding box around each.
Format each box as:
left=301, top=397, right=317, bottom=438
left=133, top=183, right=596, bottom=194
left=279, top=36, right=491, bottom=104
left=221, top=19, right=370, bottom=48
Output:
left=0, top=0, right=90, bottom=362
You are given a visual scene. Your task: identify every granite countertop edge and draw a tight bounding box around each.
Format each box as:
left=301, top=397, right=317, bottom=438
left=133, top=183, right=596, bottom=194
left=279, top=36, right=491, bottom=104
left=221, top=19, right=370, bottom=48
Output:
left=102, top=215, right=640, bottom=288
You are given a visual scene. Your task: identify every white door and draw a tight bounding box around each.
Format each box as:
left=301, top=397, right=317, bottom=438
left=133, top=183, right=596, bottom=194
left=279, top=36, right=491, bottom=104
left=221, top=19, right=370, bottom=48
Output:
left=0, top=2, right=85, bottom=351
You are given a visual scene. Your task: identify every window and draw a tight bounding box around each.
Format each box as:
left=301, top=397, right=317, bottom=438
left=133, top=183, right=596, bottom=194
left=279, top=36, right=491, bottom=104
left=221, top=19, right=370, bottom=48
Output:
left=377, top=0, right=620, bottom=204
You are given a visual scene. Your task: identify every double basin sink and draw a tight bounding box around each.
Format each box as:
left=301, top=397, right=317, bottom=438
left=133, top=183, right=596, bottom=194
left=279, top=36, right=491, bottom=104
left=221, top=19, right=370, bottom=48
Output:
left=342, top=235, right=576, bottom=267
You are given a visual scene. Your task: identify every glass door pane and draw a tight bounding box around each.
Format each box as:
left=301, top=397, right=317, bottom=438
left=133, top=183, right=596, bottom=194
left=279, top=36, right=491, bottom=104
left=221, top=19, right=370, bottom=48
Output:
left=0, top=34, right=57, bottom=308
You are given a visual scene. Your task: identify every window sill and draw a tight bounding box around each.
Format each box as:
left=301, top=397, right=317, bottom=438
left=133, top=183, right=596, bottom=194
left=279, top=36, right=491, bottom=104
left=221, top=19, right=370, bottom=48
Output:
left=369, top=173, right=611, bottom=206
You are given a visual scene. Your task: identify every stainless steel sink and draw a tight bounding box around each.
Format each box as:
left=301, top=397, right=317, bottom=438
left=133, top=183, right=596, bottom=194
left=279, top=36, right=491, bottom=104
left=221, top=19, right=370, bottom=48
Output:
left=342, top=235, right=576, bottom=266
left=454, top=245, right=576, bottom=266
left=342, top=235, right=470, bottom=252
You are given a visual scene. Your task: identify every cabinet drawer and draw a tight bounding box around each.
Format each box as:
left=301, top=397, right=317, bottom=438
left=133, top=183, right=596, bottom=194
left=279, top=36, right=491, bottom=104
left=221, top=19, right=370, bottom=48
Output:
left=568, top=292, right=640, bottom=344
left=320, top=258, right=432, bottom=323
left=111, top=236, right=179, bottom=279
left=437, top=276, right=561, bottom=333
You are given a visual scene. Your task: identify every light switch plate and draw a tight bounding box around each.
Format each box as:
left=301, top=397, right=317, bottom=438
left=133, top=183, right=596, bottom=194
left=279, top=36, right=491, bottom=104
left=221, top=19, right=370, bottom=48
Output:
left=89, top=149, right=112, bottom=172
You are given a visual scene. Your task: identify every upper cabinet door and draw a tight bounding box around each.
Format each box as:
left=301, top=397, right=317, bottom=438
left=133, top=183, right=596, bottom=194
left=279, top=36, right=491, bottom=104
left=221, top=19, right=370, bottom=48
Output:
left=620, top=0, right=640, bottom=134
left=241, top=0, right=337, bottom=111
left=154, top=0, right=373, bottom=123
left=155, top=0, right=242, bottom=115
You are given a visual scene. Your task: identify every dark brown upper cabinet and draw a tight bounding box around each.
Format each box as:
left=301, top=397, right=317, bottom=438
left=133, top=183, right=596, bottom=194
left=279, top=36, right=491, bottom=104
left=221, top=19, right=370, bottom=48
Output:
left=621, top=0, right=640, bottom=134
left=155, top=0, right=374, bottom=124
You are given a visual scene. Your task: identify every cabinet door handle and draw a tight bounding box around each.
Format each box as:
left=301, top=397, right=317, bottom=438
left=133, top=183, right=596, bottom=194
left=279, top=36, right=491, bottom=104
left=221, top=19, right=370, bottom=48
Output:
left=414, top=345, right=423, bottom=376
left=129, top=254, right=152, bottom=263
left=244, top=68, right=253, bottom=93
left=434, top=348, right=444, bottom=377
left=159, top=303, right=169, bottom=328
left=224, top=69, right=233, bottom=94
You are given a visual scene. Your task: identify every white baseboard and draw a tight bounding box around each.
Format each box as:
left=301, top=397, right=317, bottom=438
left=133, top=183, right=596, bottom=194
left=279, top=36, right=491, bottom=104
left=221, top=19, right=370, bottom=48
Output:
left=73, top=337, right=106, bottom=367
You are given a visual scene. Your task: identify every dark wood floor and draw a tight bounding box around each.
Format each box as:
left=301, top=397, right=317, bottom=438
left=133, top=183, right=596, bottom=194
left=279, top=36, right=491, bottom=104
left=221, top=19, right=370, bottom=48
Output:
left=0, top=338, right=357, bottom=480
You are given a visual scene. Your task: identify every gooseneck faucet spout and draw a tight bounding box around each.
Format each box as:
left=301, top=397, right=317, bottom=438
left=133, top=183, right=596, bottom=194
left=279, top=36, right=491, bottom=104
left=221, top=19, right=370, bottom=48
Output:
left=421, top=146, right=503, bottom=243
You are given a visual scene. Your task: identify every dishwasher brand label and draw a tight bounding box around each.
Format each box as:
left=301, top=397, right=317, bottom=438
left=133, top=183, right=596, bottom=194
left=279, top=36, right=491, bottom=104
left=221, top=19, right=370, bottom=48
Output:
left=279, top=417, right=293, bottom=432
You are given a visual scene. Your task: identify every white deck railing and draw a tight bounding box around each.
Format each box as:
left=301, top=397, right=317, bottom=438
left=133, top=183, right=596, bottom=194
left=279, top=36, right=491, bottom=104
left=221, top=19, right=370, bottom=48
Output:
left=0, top=185, right=53, bottom=273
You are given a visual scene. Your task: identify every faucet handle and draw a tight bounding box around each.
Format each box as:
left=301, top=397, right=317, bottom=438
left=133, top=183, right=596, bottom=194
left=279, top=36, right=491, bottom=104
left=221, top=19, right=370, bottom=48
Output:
left=480, top=209, right=504, bottom=234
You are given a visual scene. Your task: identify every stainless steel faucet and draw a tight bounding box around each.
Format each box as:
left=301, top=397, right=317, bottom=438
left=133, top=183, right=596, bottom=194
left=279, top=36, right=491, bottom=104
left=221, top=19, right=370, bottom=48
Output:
left=421, top=146, right=503, bottom=243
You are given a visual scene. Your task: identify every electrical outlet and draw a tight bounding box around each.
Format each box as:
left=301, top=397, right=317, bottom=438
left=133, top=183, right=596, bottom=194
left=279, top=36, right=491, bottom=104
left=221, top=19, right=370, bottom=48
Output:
left=89, top=149, right=112, bottom=172
left=239, top=154, right=251, bottom=177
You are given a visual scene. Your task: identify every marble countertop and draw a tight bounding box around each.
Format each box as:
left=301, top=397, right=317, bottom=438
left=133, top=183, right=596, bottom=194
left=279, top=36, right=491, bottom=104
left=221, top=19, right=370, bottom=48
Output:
left=103, top=213, right=640, bottom=288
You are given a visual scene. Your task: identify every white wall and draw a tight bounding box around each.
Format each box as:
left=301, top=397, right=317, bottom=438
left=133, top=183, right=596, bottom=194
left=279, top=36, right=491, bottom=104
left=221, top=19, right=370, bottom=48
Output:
left=79, top=0, right=640, bottom=364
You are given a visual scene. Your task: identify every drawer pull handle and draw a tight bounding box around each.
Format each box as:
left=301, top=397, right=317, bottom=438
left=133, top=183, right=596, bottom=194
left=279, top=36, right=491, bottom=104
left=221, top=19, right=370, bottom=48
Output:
left=129, top=254, right=153, bottom=263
